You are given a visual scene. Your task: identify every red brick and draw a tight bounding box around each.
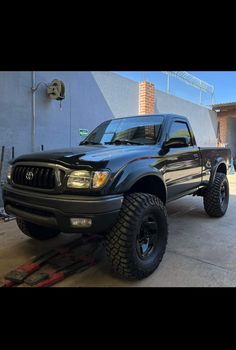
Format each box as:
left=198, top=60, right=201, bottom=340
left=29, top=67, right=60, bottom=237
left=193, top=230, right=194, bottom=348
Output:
left=139, top=81, right=155, bottom=115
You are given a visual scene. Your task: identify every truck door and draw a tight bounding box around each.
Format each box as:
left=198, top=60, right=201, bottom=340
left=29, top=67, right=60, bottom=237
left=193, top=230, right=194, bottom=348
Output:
left=163, top=119, right=202, bottom=201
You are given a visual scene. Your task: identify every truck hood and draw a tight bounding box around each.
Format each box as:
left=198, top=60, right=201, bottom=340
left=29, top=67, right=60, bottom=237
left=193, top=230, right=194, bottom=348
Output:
left=12, top=145, right=159, bottom=171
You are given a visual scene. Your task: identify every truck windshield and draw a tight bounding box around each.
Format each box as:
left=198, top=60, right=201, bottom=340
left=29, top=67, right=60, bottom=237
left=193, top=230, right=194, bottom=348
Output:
left=80, top=116, right=164, bottom=146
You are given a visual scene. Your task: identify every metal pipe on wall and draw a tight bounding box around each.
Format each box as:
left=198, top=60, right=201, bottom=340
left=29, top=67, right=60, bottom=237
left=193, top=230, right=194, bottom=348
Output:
left=0, top=146, right=5, bottom=184
left=32, top=71, right=36, bottom=152
left=166, top=73, right=170, bottom=94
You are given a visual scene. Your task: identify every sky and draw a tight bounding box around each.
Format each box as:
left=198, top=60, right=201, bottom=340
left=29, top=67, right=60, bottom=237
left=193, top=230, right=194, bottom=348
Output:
left=115, top=71, right=236, bottom=106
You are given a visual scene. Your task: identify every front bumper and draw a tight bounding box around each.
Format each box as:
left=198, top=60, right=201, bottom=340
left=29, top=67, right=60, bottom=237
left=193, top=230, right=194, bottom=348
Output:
left=2, top=184, right=123, bottom=234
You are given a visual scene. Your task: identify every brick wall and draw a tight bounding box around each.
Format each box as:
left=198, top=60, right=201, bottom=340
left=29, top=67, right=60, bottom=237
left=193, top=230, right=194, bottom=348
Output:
left=139, top=81, right=155, bottom=114
left=217, top=115, right=228, bottom=145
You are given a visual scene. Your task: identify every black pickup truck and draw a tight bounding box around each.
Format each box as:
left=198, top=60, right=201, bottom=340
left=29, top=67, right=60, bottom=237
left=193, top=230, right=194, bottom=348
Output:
left=2, top=114, right=231, bottom=280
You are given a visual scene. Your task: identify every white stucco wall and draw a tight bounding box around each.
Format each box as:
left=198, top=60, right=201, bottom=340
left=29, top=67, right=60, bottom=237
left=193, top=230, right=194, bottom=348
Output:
left=154, top=89, right=218, bottom=147
left=92, top=71, right=218, bottom=147
left=92, top=71, right=139, bottom=118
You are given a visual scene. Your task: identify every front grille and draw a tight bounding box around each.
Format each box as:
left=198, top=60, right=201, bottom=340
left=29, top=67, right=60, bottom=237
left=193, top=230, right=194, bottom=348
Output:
left=12, top=165, right=56, bottom=189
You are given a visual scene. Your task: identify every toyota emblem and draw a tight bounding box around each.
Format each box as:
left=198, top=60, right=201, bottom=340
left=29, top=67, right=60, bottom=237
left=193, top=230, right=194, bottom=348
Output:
left=25, top=171, right=34, bottom=181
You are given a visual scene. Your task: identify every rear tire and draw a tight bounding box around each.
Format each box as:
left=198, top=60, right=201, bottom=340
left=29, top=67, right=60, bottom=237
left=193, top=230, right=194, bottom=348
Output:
left=106, top=193, right=168, bottom=280
left=16, top=218, right=61, bottom=240
left=203, top=172, right=229, bottom=217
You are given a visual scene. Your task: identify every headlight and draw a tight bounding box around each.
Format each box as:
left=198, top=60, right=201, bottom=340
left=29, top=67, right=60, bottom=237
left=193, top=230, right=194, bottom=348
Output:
left=67, top=170, right=91, bottom=189
left=7, top=165, right=13, bottom=183
left=67, top=170, right=109, bottom=189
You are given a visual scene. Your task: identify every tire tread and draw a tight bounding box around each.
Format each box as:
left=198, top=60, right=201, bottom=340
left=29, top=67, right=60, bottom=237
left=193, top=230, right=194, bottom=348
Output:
left=203, top=173, right=229, bottom=217
left=106, top=192, right=168, bottom=280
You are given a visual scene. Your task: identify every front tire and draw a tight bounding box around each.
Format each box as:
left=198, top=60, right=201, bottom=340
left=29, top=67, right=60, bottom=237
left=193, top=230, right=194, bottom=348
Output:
left=106, top=193, right=168, bottom=280
left=203, top=172, right=229, bottom=217
left=16, top=218, right=61, bottom=240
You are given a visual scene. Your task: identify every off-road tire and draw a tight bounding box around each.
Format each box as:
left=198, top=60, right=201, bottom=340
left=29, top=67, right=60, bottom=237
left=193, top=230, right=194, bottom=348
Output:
left=203, top=172, right=229, bottom=217
left=16, top=218, right=61, bottom=240
left=106, top=193, right=168, bottom=280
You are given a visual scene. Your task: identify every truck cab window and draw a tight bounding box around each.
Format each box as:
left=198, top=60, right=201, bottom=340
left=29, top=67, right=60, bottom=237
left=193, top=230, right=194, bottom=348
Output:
left=169, top=121, right=193, bottom=145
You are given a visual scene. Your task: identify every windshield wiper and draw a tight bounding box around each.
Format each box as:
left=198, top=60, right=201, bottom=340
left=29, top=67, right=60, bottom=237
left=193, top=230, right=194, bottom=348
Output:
left=105, top=139, right=144, bottom=145
left=80, top=141, right=102, bottom=145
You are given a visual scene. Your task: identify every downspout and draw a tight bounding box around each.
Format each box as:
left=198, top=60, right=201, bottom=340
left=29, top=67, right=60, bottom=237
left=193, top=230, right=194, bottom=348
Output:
left=167, top=72, right=170, bottom=94
left=32, top=71, right=36, bottom=152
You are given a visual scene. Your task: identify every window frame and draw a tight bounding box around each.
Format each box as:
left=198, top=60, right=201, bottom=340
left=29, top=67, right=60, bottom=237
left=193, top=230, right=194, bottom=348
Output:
left=167, top=120, right=193, bottom=147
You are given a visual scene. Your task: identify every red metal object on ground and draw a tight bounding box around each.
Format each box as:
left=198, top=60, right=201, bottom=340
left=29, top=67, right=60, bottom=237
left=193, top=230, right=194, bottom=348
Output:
left=0, top=235, right=101, bottom=287
left=35, top=257, right=95, bottom=287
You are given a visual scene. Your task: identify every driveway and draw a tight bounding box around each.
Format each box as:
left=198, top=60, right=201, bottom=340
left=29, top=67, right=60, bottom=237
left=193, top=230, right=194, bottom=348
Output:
left=1, top=174, right=236, bottom=287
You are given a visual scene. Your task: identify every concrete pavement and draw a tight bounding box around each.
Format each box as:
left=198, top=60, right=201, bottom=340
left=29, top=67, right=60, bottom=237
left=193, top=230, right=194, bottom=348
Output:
left=1, top=174, right=236, bottom=287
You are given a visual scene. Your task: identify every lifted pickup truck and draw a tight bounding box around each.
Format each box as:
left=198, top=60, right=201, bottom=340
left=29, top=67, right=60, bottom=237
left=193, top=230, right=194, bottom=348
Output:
left=2, top=114, right=231, bottom=280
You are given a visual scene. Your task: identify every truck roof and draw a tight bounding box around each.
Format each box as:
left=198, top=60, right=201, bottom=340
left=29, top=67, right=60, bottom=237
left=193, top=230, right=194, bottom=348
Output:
left=109, top=114, right=188, bottom=122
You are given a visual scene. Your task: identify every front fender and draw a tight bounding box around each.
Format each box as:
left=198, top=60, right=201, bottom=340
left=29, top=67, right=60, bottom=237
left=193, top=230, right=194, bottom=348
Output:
left=109, top=158, right=166, bottom=194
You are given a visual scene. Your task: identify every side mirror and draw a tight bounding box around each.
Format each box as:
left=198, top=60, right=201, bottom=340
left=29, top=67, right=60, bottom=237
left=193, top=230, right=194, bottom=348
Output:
left=163, top=137, right=190, bottom=149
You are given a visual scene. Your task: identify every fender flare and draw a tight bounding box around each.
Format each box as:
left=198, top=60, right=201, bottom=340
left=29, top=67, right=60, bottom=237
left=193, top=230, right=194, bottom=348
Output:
left=209, top=157, right=227, bottom=185
left=110, top=163, right=167, bottom=203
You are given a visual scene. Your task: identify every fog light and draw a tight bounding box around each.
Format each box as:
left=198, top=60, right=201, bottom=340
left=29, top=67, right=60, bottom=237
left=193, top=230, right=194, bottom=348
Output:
left=70, top=218, right=92, bottom=228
